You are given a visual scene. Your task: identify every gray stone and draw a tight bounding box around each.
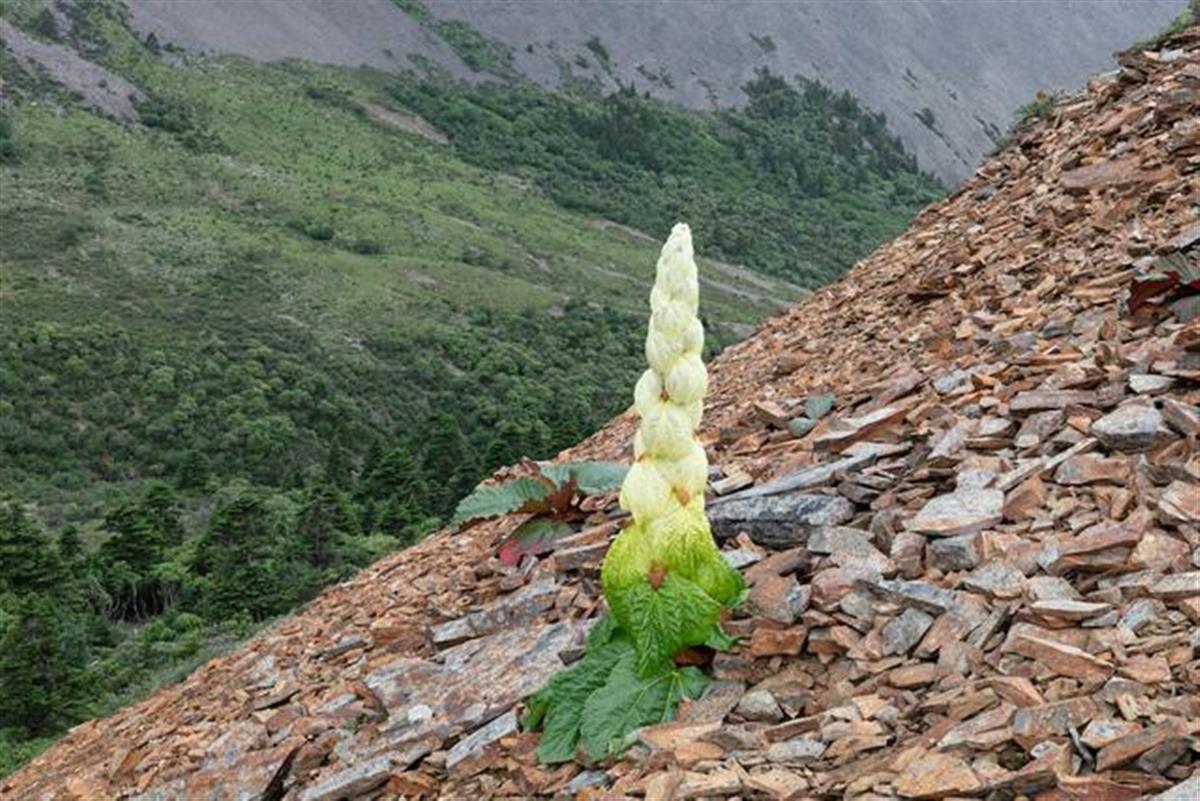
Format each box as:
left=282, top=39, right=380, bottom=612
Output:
left=1128, top=374, right=1175, bottom=394
left=367, top=620, right=583, bottom=747
left=722, top=545, right=765, bottom=570
left=1091, top=404, right=1168, bottom=452
left=1081, top=610, right=1120, bottom=628
left=1029, top=600, right=1112, bottom=620
left=709, top=492, right=854, bottom=547
left=808, top=526, right=894, bottom=574
left=1025, top=576, right=1082, bottom=602
left=955, top=469, right=997, bottom=490
left=565, top=771, right=611, bottom=795
left=678, top=680, right=745, bottom=723
left=430, top=617, right=476, bottom=646
left=891, top=531, right=926, bottom=578
left=855, top=577, right=963, bottom=615
left=711, top=450, right=882, bottom=503
left=1119, top=598, right=1163, bottom=634
left=906, top=489, right=1003, bottom=537
left=553, top=541, right=609, bottom=572
left=750, top=575, right=810, bottom=625
left=299, top=755, right=394, bottom=801
left=838, top=590, right=879, bottom=626
left=933, top=369, right=972, bottom=396
left=445, top=710, right=518, bottom=772
left=962, top=562, right=1026, bottom=598
left=736, top=689, right=783, bottom=722
left=1014, top=410, right=1065, bottom=450
left=465, top=579, right=559, bottom=635
left=765, top=736, right=826, bottom=764
left=432, top=580, right=560, bottom=646
left=1151, top=572, right=1200, bottom=600
left=927, top=532, right=981, bottom=572
left=882, top=608, right=935, bottom=656
left=976, top=416, right=1014, bottom=437
left=320, top=635, right=369, bottom=659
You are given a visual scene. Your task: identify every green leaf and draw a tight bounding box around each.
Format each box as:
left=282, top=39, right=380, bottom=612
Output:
left=527, top=640, right=632, bottom=763
left=584, top=613, right=621, bottom=651
left=703, top=625, right=738, bottom=652
left=610, top=573, right=722, bottom=676
left=787, top=417, right=816, bottom=438
left=804, top=393, right=835, bottom=420
left=541, top=461, right=629, bottom=495
left=498, top=516, right=573, bottom=566
left=450, top=476, right=552, bottom=526
left=578, top=651, right=709, bottom=760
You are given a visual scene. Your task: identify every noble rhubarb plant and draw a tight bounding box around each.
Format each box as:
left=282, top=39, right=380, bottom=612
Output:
left=524, top=224, right=744, bottom=763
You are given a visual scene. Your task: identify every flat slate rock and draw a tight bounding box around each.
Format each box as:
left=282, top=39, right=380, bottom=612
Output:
left=709, top=492, right=854, bottom=547
left=906, top=489, right=1004, bottom=537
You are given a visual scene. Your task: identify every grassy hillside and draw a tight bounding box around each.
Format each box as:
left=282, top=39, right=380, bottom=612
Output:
left=0, top=0, right=939, bottom=774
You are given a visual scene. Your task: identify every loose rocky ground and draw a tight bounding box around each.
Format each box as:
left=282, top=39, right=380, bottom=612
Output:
left=5, top=24, right=1199, bottom=801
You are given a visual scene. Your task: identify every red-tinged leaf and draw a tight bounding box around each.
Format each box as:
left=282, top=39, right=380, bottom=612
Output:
left=1127, top=252, right=1200, bottom=315
left=1127, top=276, right=1181, bottom=314
left=544, top=477, right=577, bottom=517
left=498, top=517, right=574, bottom=566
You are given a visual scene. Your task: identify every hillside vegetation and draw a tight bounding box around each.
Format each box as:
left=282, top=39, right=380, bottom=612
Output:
left=0, top=0, right=939, bottom=774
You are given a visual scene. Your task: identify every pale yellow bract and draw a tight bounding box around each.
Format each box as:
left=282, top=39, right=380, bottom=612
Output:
left=601, top=224, right=742, bottom=641
left=619, top=222, right=709, bottom=524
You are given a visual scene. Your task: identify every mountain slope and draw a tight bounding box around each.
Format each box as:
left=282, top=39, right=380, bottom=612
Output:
left=6, top=24, right=1198, bottom=801
left=126, top=0, right=1186, bottom=184
left=0, top=0, right=942, bottom=777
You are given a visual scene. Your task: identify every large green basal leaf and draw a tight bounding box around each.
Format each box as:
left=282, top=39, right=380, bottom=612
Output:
left=525, top=639, right=633, bottom=763
left=450, top=476, right=552, bottom=526
left=578, top=651, right=708, bottom=761
left=541, top=461, right=629, bottom=495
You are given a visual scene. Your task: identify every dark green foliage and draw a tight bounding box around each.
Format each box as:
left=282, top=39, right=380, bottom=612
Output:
left=436, top=20, right=516, bottom=76
left=0, top=114, right=18, bottom=164
left=392, top=0, right=516, bottom=78
left=391, top=0, right=432, bottom=24
left=1136, top=0, right=1198, bottom=47
left=750, top=33, right=777, bottom=53
left=523, top=614, right=708, bottom=763
left=389, top=67, right=942, bottom=286
left=584, top=36, right=610, bottom=67
left=348, top=237, right=386, bottom=255
left=297, top=482, right=358, bottom=569
left=135, top=93, right=223, bottom=153
left=99, top=484, right=182, bottom=620
left=1014, top=91, right=1057, bottom=127
left=32, top=8, right=59, bottom=41
left=193, top=493, right=290, bottom=622
left=0, top=594, right=92, bottom=737
left=0, top=502, right=65, bottom=594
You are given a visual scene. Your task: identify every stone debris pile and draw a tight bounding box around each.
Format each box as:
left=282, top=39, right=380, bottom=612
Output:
left=5, top=24, right=1200, bottom=801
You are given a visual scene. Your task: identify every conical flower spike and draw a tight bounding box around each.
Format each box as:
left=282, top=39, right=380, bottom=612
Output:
left=602, top=224, right=744, bottom=676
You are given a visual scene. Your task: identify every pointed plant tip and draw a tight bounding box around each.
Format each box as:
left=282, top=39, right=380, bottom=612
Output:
left=666, top=222, right=692, bottom=252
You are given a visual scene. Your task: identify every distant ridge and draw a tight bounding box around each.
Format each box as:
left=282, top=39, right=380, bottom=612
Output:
left=127, top=0, right=1184, bottom=184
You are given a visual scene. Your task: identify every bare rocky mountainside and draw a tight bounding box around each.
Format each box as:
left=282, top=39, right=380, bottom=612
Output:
left=7, top=24, right=1199, bottom=801
left=127, top=0, right=1185, bottom=184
